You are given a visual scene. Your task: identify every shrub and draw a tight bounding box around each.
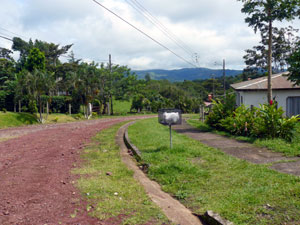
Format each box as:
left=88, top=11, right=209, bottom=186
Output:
left=279, top=116, right=299, bottom=141
left=72, top=113, right=83, bottom=120
left=28, top=100, right=38, bottom=114
left=2, top=108, right=7, bottom=113
left=206, top=97, right=236, bottom=130
left=210, top=102, right=299, bottom=141
left=21, top=106, right=28, bottom=112
left=221, top=105, right=258, bottom=136
left=92, top=112, right=98, bottom=118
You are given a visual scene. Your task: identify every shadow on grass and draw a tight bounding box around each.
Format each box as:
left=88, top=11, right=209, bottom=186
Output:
left=15, top=113, right=37, bottom=125
left=193, top=123, right=213, bottom=132
left=142, top=146, right=168, bottom=154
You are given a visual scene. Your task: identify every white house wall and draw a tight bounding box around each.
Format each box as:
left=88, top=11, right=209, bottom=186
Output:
left=237, top=90, right=300, bottom=116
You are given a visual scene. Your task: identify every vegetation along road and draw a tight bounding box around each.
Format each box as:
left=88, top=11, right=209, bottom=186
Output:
left=0, top=116, right=155, bottom=225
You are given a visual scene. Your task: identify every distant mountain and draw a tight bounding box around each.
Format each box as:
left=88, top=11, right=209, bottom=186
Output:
left=133, top=68, right=243, bottom=82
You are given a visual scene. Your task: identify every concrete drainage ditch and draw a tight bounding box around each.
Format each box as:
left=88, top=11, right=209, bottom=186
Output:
left=117, top=121, right=234, bottom=225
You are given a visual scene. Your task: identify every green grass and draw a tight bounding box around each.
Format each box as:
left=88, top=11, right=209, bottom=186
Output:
left=113, top=99, right=132, bottom=115
left=0, top=112, right=84, bottom=129
left=0, top=111, right=37, bottom=128
left=72, top=122, right=169, bottom=225
left=187, top=119, right=300, bottom=157
left=44, top=113, right=79, bottom=123
left=128, top=118, right=300, bottom=225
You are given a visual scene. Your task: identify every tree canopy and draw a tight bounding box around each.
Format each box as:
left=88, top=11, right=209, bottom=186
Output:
left=238, top=0, right=300, bottom=102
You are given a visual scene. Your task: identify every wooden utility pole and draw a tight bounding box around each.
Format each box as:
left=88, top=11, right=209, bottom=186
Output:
left=267, top=10, right=273, bottom=103
left=223, top=59, right=226, bottom=98
left=211, top=74, right=215, bottom=98
left=109, top=54, right=113, bottom=115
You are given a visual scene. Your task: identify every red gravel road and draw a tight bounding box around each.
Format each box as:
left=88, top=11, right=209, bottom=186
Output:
left=0, top=116, right=151, bottom=225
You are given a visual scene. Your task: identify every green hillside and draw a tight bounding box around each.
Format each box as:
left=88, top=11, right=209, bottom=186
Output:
left=133, top=67, right=243, bottom=81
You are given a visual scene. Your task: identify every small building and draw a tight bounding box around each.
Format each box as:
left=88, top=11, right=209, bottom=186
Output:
left=231, top=72, right=300, bottom=117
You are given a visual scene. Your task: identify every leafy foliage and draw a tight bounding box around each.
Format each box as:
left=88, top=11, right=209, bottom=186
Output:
left=25, top=48, right=46, bottom=72
left=238, top=0, right=300, bottom=101
left=287, top=42, right=300, bottom=85
left=208, top=102, right=299, bottom=141
left=244, top=26, right=300, bottom=73
left=205, top=95, right=236, bottom=129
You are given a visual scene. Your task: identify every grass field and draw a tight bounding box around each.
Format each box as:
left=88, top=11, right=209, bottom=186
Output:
left=113, top=99, right=132, bottom=115
left=73, top=122, right=169, bottom=224
left=0, top=112, right=38, bottom=128
left=0, top=112, right=82, bottom=129
left=187, top=116, right=300, bottom=157
left=128, top=118, right=300, bottom=225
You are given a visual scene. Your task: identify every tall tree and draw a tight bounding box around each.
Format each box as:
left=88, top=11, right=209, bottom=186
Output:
left=12, top=37, right=72, bottom=71
left=238, top=0, right=300, bottom=102
left=287, top=41, right=300, bottom=85
left=23, top=69, right=55, bottom=122
left=25, top=48, right=46, bottom=72
left=243, top=26, right=300, bottom=73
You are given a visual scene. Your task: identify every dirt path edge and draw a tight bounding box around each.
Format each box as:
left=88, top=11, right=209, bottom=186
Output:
left=116, top=121, right=203, bottom=225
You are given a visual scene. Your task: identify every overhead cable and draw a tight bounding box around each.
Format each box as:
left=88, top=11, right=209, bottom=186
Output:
left=127, top=0, right=195, bottom=56
left=0, top=35, right=13, bottom=42
left=91, top=0, right=198, bottom=68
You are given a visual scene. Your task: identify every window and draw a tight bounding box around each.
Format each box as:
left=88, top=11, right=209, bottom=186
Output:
left=241, top=96, right=243, bottom=104
left=286, top=97, right=300, bottom=117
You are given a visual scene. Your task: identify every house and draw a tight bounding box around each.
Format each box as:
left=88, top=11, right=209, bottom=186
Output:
left=231, top=72, right=300, bottom=117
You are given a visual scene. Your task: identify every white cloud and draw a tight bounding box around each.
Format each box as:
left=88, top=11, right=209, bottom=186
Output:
left=0, top=0, right=299, bottom=70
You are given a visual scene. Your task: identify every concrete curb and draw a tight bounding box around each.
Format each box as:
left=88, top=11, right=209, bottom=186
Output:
left=120, top=121, right=234, bottom=225
left=116, top=121, right=203, bottom=225
left=124, top=128, right=142, bottom=161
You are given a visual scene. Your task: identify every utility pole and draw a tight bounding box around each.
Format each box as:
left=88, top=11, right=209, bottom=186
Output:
left=223, top=59, right=226, bottom=98
left=109, top=54, right=113, bottom=115
left=211, top=74, right=215, bottom=98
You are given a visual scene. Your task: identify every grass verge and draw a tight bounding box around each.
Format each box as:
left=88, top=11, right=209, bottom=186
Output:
left=128, top=118, right=300, bottom=225
left=0, top=112, right=37, bottom=128
left=187, top=118, right=300, bottom=157
left=72, top=122, right=169, bottom=225
left=113, top=99, right=132, bottom=115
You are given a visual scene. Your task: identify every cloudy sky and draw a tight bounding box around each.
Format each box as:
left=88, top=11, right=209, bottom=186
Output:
left=0, top=0, right=299, bottom=70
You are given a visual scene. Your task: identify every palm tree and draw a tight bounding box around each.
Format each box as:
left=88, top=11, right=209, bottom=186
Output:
left=23, top=69, right=55, bottom=123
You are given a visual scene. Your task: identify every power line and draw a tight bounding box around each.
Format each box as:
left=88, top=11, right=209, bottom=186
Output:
left=90, top=0, right=198, bottom=68
left=0, top=27, right=109, bottom=64
left=128, top=0, right=195, bottom=56
left=125, top=0, right=195, bottom=57
left=0, top=27, right=29, bottom=40
left=0, top=35, right=13, bottom=42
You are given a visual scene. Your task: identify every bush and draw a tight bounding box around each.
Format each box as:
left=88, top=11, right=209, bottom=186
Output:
left=72, top=113, right=83, bottom=120
left=92, top=112, right=98, bottom=118
left=2, top=108, right=7, bottom=113
left=207, top=102, right=299, bottom=141
left=21, top=106, right=28, bottom=112
left=206, top=96, right=236, bottom=130
left=28, top=100, right=38, bottom=114
left=221, top=105, right=258, bottom=136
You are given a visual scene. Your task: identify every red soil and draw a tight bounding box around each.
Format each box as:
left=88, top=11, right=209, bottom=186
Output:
left=0, top=116, right=149, bottom=225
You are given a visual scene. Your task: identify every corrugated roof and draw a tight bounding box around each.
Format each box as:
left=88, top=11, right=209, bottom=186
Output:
left=231, top=72, right=300, bottom=90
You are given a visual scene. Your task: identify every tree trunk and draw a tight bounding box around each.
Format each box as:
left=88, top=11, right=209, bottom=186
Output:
left=45, top=101, right=49, bottom=120
left=69, top=104, right=72, bottom=115
left=39, top=96, right=43, bottom=123
left=107, top=102, right=110, bottom=115
left=14, top=103, right=16, bottom=113
left=110, top=94, right=113, bottom=115
left=19, top=100, right=21, bottom=113
left=267, top=14, right=273, bottom=103
left=83, top=105, right=87, bottom=119
left=102, top=102, right=107, bottom=115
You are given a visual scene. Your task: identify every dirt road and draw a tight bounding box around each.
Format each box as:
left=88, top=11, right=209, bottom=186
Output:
left=0, top=116, right=149, bottom=225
